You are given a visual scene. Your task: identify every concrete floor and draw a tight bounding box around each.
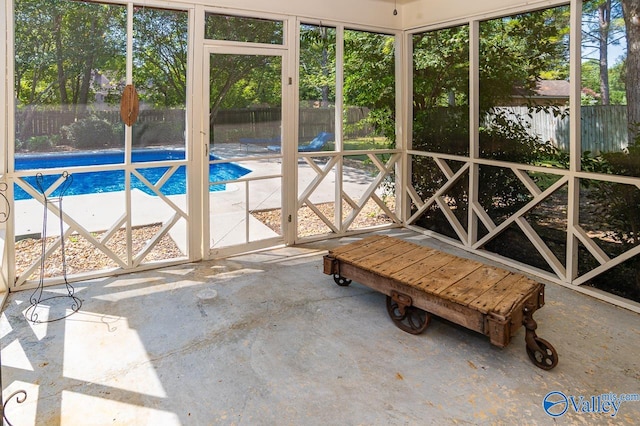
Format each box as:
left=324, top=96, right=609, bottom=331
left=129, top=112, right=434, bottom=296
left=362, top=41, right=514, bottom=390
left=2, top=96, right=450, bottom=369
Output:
left=1, top=229, right=639, bottom=425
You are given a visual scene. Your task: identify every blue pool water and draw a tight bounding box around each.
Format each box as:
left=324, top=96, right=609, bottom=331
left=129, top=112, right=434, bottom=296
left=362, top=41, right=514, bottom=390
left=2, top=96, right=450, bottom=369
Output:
left=14, top=149, right=251, bottom=200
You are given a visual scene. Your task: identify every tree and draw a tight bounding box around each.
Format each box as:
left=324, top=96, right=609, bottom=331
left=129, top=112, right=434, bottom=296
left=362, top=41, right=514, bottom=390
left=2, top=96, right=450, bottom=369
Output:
left=412, top=7, right=569, bottom=118
left=205, top=15, right=283, bottom=123
left=582, top=0, right=626, bottom=106
left=609, top=61, right=628, bottom=104
left=599, top=0, right=613, bottom=105
left=299, top=24, right=336, bottom=107
left=582, top=0, right=640, bottom=143
left=15, top=0, right=125, bottom=109
left=14, top=0, right=126, bottom=141
left=479, top=7, right=570, bottom=110
left=133, top=8, right=188, bottom=108
left=581, top=58, right=627, bottom=104
left=412, top=25, right=470, bottom=155
left=411, top=6, right=569, bottom=153
left=14, top=0, right=57, bottom=106
left=299, top=27, right=396, bottom=141
left=410, top=6, right=570, bottom=235
left=343, top=29, right=396, bottom=140
left=622, top=0, right=640, bottom=142
left=208, top=54, right=279, bottom=125
left=413, top=26, right=469, bottom=110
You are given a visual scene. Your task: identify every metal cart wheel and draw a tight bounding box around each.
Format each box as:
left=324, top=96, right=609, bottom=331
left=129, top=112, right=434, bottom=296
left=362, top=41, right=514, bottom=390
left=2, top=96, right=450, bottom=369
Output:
left=386, top=295, right=431, bottom=335
left=526, top=337, right=558, bottom=370
left=333, top=274, right=352, bottom=286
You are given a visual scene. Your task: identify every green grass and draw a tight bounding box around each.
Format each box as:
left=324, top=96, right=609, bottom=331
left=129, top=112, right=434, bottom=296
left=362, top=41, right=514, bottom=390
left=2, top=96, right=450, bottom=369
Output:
left=325, top=137, right=393, bottom=161
left=526, top=159, right=567, bottom=191
left=342, top=136, right=392, bottom=150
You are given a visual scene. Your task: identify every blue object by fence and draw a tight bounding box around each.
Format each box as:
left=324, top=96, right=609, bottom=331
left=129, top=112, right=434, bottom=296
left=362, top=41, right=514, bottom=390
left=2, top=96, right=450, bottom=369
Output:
left=267, top=132, right=333, bottom=153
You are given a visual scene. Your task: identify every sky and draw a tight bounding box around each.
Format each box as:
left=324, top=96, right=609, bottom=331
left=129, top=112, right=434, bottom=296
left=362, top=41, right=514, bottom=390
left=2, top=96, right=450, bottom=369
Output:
left=581, top=7, right=628, bottom=68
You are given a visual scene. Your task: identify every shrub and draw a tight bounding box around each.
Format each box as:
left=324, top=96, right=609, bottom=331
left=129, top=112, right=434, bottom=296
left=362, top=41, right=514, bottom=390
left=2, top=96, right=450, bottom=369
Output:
left=61, top=115, right=118, bottom=149
left=412, top=106, right=469, bottom=155
left=17, top=135, right=60, bottom=152
left=411, top=108, right=552, bottom=226
left=133, top=121, right=185, bottom=147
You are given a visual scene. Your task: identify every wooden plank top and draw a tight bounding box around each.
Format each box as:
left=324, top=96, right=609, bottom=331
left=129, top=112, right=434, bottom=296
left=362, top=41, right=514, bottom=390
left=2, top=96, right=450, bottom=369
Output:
left=438, top=265, right=511, bottom=305
left=327, top=235, right=540, bottom=317
left=330, top=235, right=401, bottom=263
left=354, top=238, right=418, bottom=270
left=328, top=235, right=383, bottom=257
left=391, top=251, right=458, bottom=285
left=371, top=245, right=438, bottom=276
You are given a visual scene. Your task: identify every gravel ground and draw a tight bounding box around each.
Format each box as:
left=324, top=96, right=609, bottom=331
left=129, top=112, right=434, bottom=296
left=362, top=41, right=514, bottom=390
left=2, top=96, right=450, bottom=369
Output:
left=252, top=198, right=396, bottom=236
left=15, top=224, right=184, bottom=280
left=15, top=199, right=395, bottom=279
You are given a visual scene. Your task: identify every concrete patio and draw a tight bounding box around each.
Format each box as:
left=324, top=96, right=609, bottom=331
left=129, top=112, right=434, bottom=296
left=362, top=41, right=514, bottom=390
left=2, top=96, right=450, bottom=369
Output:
left=1, top=228, right=639, bottom=425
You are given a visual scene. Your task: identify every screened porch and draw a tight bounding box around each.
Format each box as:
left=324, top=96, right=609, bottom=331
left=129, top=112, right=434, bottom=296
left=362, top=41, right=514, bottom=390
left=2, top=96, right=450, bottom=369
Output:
left=1, top=0, right=640, bottom=423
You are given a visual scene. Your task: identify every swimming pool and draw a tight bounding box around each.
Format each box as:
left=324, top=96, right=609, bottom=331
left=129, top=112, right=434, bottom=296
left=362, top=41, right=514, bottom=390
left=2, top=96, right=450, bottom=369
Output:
left=14, top=149, right=251, bottom=200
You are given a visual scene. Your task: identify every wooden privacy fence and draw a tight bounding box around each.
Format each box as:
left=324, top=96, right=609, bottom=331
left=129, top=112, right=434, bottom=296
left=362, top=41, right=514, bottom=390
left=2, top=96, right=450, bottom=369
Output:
left=212, top=106, right=373, bottom=141
left=15, top=109, right=186, bottom=140
left=21, top=105, right=626, bottom=152
left=494, top=105, right=629, bottom=153
left=17, top=106, right=374, bottom=142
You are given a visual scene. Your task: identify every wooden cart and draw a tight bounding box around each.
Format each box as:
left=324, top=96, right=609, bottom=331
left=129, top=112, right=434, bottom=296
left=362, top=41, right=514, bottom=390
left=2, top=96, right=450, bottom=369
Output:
left=323, top=235, right=558, bottom=370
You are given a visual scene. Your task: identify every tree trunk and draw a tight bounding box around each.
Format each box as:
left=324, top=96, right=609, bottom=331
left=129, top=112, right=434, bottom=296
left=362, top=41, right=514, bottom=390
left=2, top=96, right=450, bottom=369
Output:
left=599, top=1, right=611, bottom=105
left=77, top=17, right=98, bottom=112
left=53, top=12, right=69, bottom=106
left=209, top=77, right=236, bottom=126
left=320, top=27, right=330, bottom=108
left=622, top=0, right=640, bottom=143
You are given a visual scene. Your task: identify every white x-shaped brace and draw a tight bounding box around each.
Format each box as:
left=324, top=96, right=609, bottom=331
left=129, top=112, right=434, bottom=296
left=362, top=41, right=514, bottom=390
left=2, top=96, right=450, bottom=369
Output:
left=406, top=158, right=575, bottom=279
left=297, top=153, right=401, bottom=234
left=14, top=166, right=187, bottom=287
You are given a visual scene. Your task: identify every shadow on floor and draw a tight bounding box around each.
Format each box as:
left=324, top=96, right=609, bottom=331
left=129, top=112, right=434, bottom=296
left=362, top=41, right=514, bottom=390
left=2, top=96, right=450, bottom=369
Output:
left=1, top=230, right=639, bottom=425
